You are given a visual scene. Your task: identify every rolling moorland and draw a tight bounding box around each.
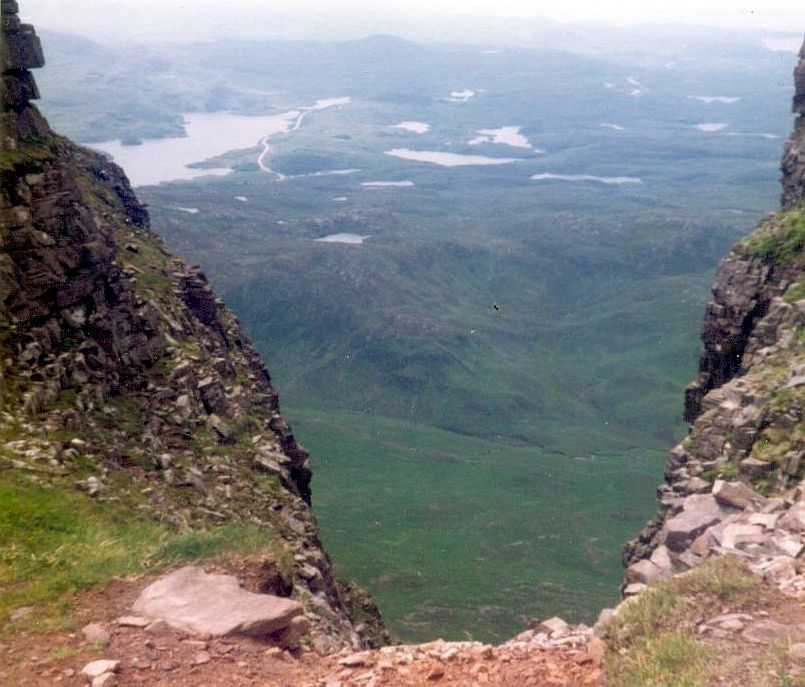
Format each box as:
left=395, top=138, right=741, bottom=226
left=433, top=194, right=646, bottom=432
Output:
left=28, top=24, right=801, bottom=641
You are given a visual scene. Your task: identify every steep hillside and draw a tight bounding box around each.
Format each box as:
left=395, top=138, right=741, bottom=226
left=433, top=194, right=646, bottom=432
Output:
left=0, top=0, right=385, bottom=654
left=623, top=32, right=804, bottom=612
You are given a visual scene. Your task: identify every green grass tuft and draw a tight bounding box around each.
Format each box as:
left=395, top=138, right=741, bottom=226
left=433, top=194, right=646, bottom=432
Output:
left=735, top=210, right=805, bottom=267
left=602, top=557, right=759, bottom=687
left=606, top=631, right=710, bottom=687
left=783, top=281, right=805, bottom=304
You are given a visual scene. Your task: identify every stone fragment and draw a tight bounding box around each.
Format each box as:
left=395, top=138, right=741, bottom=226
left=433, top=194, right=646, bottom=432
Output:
left=192, top=651, right=211, bottom=665
left=530, top=616, right=569, bottom=635
left=132, top=566, right=303, bottom=638
left=680, top=477, right=710, bottom=494
left=10, top=606, right=32, bottom=621
left=207, top=414, right=233, bottom=443
left=664, top=494, right=736, bottom=552
left=712, top=479, right=764, bottom=510
left=197, top=376, right=229, bottom=416
left=773, top=535, right=804, bottom=558
left=82, top=622, right=110, bottom=644
left=91, top=674, right=117, bottom=687
left=746, top=512, right=779, bottom=529
left=649, top=544, right=674, bottom=572
left=145, top=619, right=171, bottom=635
left=339, top=651, right=374, bottom=667
left=625, top=559, right=663, bottom=585
left=76, top=476, right=105, bottom=497
left=623, top=583, right=647, bottom=596
left=778, top=502, right=805, bottom=533
left=714, top=523, right=765, bottom=549
left=718, top=618, right=745, bottom=631
left=758, top=557, right=797, bottom=585
left=81, top=660, right=120, bottom=679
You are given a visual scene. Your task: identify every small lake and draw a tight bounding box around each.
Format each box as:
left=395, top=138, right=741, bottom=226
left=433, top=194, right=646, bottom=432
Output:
left=92, top=111, right=298, bottom=186
left=386, top=148, right=520, bottom=167
left=446, top=89, right=476, bottom=102
left=314, top=233, right=371, bottom=245
left=531, top=173, right=643, bottom=185
left=687, top=95, right=740, bottom=104
left=694, top=122, right=729, bottom=132
left=469, top=126, right=535, bottom=149
left=392, top=121, right=430, bottom=134
left=362, top=181, right=415, bottom=187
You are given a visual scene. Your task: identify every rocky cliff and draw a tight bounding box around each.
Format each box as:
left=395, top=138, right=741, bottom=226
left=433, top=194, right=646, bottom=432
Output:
left=623, top=36, right=805, bottom=596
left=0, top=0, right=385, bottom=652
left=782, top=36, right=805, bottom=210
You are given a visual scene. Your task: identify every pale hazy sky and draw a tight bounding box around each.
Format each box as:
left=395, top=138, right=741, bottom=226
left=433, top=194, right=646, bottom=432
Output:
left=20, top=0, right=805, bottom=43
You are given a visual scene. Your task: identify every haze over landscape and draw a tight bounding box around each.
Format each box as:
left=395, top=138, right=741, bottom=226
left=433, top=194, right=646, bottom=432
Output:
left=1, top=4, right=804, bottom=685
left=13, top=0, right=800, bottom=642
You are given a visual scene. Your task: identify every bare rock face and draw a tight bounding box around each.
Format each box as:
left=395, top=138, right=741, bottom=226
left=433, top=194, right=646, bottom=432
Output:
left=132, top=566, right=305, bottom=642
left=0, top=0, right=49, bottom=141
left=683, top=257, right=797, bottom=422
left=782, top=35, right=805, bottom=209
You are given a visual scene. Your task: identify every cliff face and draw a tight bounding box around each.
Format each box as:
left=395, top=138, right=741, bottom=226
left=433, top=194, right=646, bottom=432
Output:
left=623, top=37, right=805, bottom=595
left=0, top=0, right=385, bottom=651
left=782, top=37, right=805, bottom=210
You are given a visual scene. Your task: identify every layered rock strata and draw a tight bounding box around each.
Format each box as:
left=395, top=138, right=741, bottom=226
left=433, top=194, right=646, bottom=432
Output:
left=0, top=0, right=386, bottom=651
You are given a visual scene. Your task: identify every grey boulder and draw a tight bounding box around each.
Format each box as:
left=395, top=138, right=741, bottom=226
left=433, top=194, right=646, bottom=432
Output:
left=132, top=566, right=303, bottom=639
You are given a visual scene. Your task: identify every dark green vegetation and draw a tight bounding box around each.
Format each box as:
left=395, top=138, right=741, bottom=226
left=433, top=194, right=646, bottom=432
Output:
left=294, top=407, right=660, bottom=641
left=35, top=30, right=798, bottom=641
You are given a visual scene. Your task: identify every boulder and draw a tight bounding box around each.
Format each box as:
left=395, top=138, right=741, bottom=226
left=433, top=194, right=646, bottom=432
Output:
left=713, top=523, right=765, bottom=550
left=649, top=544, right=674, bottom=573
left=663, top=494, right=736, bottom=552
left=778, top=502, right=805, bottom=533
left=623, top=583, right=647, bottom=596
left=529, top=616, right=569, bottom=635
left=81, top=622, right=110, bottom=644
left=132, top=566, right=303, bottom=639
left=625, top=559, right=663, bottom=585
left=80, top=660, right=120, bottom=679
left=712, top=480, right=765, bottom=510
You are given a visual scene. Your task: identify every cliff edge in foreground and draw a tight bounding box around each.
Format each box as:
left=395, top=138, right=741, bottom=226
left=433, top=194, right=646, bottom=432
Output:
left=0, top=0, right=385, bottom=654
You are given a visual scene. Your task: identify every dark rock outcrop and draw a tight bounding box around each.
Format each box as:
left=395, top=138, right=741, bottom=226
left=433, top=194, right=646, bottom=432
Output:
left=0, top=0, right=48, bottom=142
left=682, top=258, right=798, bottom=422
left=782, top=35, right=805, bottom=209
left=0, top=1, right=383, bottom=651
